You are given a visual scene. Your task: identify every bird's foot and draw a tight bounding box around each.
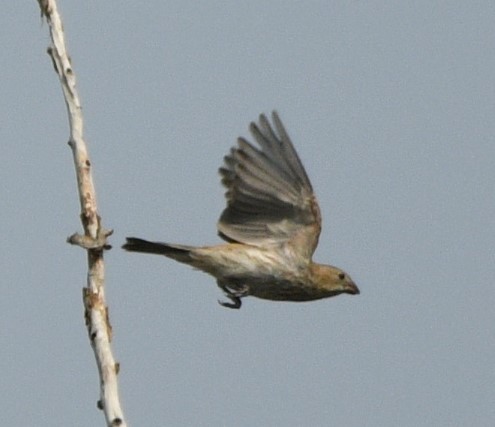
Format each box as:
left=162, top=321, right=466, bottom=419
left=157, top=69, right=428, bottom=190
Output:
left=217, top=284, right=248, bottom=309
left=218, top=296, right=242, bottom=309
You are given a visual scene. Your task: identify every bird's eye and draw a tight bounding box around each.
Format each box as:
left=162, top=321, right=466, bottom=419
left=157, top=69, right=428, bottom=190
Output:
left=338, top=273, right=345, bottom=280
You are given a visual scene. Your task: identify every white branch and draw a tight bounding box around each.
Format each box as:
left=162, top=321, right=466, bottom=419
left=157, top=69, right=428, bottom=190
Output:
left=37, top=1, right=127, bottom=425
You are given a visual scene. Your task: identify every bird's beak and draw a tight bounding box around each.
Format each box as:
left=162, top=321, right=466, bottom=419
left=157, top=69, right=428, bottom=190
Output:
left=346, top=281, right=360, bottom=295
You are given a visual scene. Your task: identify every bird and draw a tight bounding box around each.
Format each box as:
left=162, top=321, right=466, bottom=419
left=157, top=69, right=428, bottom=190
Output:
left=123, top=111, right=359, bottom=309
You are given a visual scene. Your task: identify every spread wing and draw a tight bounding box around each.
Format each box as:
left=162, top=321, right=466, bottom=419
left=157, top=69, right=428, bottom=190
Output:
left=218, top=111, right=322, bottom=261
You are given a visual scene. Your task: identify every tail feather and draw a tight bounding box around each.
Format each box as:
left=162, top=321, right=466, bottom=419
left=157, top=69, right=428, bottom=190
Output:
left=123, top=237, right=194, bottom=263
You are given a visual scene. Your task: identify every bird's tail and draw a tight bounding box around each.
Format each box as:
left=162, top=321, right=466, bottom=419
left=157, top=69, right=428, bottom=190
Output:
left=123, top=237, right=194, bottom=263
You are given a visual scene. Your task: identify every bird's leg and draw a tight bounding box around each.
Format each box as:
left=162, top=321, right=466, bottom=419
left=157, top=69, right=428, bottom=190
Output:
left=217, top=282, right=248, bottom=309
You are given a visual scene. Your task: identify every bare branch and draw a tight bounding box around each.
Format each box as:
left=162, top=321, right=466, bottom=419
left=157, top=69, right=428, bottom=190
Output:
left=37, top=1, right=127, bottom=425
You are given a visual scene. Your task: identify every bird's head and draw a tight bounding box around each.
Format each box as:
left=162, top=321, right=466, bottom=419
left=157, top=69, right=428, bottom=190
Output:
left=309, top=263, right=360, bottom=297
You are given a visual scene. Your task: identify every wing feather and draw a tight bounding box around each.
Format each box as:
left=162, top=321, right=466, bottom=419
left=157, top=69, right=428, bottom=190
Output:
left=217, top=111, right=322, bottom=261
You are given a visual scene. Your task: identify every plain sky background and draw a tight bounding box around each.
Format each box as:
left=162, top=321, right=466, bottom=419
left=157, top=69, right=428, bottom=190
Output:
left=2, top=2, right=494, bottom=426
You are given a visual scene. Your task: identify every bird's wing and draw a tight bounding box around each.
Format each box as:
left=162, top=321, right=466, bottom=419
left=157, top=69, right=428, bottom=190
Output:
left=218, top=111, right=322, bottom=261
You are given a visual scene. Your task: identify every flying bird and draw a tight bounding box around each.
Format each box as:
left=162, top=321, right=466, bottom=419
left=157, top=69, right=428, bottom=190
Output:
left=123, top=112, right=359, bottom=308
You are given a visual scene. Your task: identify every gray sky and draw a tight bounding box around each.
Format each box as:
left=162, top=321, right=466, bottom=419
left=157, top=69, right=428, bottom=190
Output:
left=2, top=2, right=494, bottom=426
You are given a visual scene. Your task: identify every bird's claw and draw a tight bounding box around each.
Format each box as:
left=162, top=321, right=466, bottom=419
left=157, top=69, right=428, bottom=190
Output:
left=217, top=283, right=248, bottom=309
left=218, top=296, right=242, bottom=309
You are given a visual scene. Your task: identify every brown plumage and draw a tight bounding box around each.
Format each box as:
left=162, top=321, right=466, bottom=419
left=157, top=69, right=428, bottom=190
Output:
left=123, top=112, right=359, bottom=308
